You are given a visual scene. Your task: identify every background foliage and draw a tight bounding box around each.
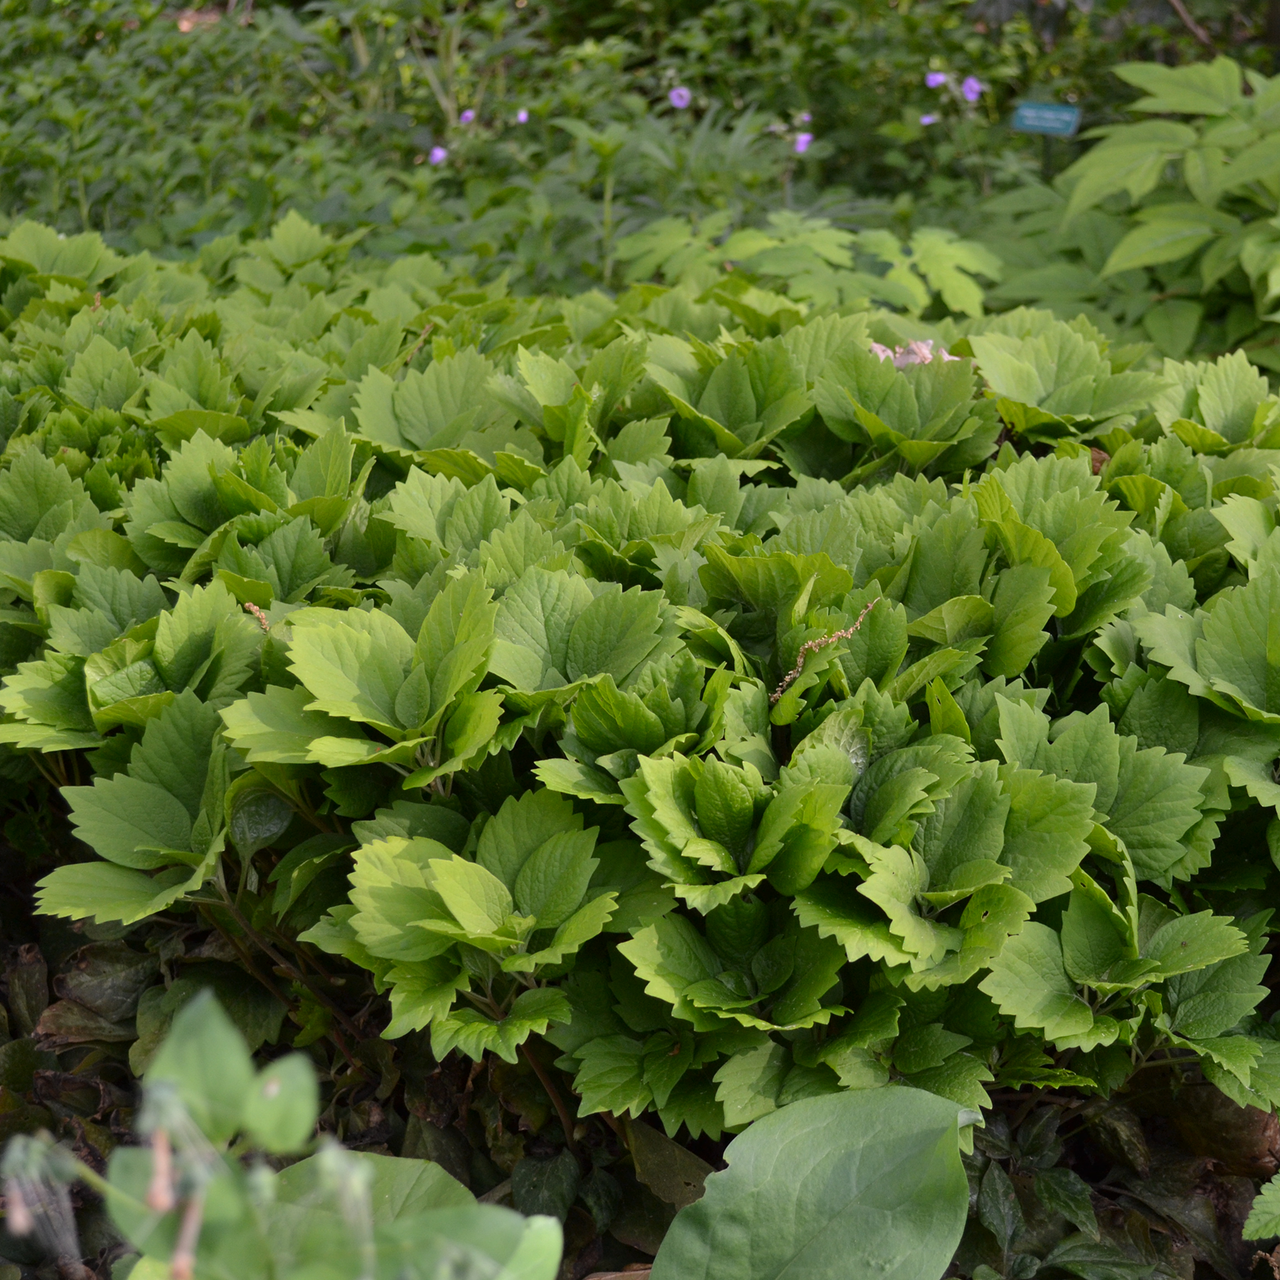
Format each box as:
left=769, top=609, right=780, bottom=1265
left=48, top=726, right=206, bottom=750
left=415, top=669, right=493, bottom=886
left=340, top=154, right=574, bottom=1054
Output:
left=6, top=1, right=1280, bottom=1279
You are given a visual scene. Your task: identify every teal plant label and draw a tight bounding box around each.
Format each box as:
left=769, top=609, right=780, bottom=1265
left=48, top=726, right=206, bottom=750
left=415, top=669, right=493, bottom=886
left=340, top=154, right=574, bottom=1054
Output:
left=1011, top=102, right=1082, bottom=137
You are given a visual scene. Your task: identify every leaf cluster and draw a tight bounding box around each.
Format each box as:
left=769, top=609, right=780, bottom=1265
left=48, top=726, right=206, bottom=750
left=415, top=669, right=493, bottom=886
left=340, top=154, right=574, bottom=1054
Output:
left=1, top=211, right=1279, bottom=1175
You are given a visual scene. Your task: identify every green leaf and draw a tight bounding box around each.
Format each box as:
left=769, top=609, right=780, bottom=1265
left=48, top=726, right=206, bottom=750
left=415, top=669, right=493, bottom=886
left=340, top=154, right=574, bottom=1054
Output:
left=1101, top=216, right=1220, bottom=277
left=240, top=1054, right=318, bottom=1153
left=1114, top=57, right=1243, bottom=115
left=713, top=1041, right=789, bottom=1127
left=649, top=1088, right=967, bottom=1280
left=793, top=874, right=914, bottom=966
left=477, top=789, right=586, bottom=888
left=979, top=922, right=1096, bottom=1044
left=35, top=857, right=215, bottom=926
left=64, top=335, right=143, bottom=412
left=997, top=765, right=1095, bottom=903
left=619, top=914, right=733, bottom=1032
left=146, top=989, right=255, bottom=1144
left=1061, top=871, right=1135, bottom=987
left=490, top=567, right=596, bottom=692
left=430, top=987, right=572, bottom=1064
left=288, top=608, right=415, bottom=735
left=1194, top=569, right=1280, bottom=724
left=1035, top=1167, right=1100, bottom=1241
left=1042, top=1234, right=1156, bottom=1280
left=432, top=855, right=515, bottom=937
left=66, top=773, right=194, bottom=870
left=574, top=1035, right=652, bottom=1117
left=274, top=1150, right=474, bottom=1220
left=64, top=690, right=224, bottom=869
left=1244, top=1177, right=1280, bottom=1240
left=978, top=1160, right=1024, bottom=1250
left=512, top=1149, right=582, bottom=1222
left=220, top=683, right=367, bottom=764
left=1142, top=909, right=1246, bottom=977
left=1165, top=947, right=1268, bottom=1039
left=413, top=570, right=497, bottom=732
left=858, top=839, right=962, bottom=965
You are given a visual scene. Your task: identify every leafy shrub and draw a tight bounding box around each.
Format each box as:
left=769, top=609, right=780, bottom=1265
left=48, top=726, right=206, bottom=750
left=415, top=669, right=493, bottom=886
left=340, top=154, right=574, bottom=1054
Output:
left=554, top=0, right=1260, bottom=203
left=0, top=0, right=810, bottom=288
left=2, top=0, right=1248, bottom=284
left=980, top=56, right=1280, bottom=369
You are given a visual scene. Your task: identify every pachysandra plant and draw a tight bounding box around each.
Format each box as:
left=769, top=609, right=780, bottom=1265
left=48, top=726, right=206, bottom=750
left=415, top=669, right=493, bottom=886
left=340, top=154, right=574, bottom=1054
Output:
left=3, top=211, right=1280, bottom=1159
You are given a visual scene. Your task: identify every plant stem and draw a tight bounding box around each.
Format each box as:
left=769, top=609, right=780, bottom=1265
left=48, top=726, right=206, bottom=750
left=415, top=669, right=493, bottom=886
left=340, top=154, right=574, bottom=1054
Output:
left=601, top=168, right=615, bottom=285
left=522, top=1039, right=581, bottom=1164
left=170, top=1190, right=206, bottom=1280
left=211, top=885, right=366, bottom=1043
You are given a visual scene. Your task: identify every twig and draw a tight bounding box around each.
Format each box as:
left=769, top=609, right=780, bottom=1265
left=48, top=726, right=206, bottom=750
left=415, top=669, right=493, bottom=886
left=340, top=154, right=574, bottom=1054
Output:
left=1253, top=1248, right=1280, bottom=1280
left=193, top=904, right=323, bottom=1046
left=1166, top=0, right=1215, bottom=48
left=769, top=598, right=880, bottom=706
left=406, top=322, right=434, bottom=366
left=146, top=1129, right=175, bottom=1213
left=291, top=54, right=349, bottom=112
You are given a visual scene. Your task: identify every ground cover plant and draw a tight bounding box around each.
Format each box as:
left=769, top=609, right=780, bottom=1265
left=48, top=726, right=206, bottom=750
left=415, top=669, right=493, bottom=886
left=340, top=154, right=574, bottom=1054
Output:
left=3, top=194, right=1280, bottom=1279
left=8, top=0, right=1280, bottom=1273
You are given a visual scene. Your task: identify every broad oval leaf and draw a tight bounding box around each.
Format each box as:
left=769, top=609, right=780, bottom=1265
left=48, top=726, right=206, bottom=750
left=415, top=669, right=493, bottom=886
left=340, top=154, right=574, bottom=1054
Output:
left=649, top=1087, right=967, bottom=1280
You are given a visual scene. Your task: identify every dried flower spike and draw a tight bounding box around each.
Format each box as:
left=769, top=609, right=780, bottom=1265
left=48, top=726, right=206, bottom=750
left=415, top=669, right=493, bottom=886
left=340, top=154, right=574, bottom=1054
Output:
left=146, top=1128, right=175, bottom=1214
left=242, top=602, right=269, bottom=632
left=770, top=598, right=880, bottom=706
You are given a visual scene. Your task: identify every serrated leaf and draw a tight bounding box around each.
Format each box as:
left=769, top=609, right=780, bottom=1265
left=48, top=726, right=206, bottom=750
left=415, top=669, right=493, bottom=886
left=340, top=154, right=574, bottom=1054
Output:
left=979, top=922, right=1096, bottom=1043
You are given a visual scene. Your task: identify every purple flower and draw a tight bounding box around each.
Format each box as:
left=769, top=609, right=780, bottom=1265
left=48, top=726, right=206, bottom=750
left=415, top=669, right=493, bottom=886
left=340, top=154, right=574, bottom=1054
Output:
left=799, top=110, right=812, bottom=123
left=920, top=114, right=938, bottom=125
left=926, top=71, right=947, bottom=88
left=794, top=132, right=813, bottom=154
left=460, top=109, right=475, bottom=124
left=516, top=108, right=529, bottom=123
left=428, top=146, right=448, bottom=165
left=962, top=76, right=983, bottom=102
left=669, top=86, right=692, bottom=109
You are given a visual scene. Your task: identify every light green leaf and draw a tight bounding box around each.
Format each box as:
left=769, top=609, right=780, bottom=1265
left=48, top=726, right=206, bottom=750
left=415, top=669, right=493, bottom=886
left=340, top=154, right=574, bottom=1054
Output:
left=979, top=922, right=1095, bottom=1043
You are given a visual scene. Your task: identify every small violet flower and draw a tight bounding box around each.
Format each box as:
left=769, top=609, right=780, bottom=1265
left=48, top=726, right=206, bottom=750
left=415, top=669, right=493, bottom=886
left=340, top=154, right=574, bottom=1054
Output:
left=794, top=132, right=813, bottom=155
left=920, top=114, right=938, bottom=125
left=925, top=71, right=947, bottom=88
left=460, top=109, right=475, bottom=124
left=516, top=108, right=529, bottom=123
left=961, top=76, right=983, bottom=102
left=669, top=86, right=692, bottom=109
left=799, top=110, right=812, bottom=123
left=428, top=146, right=448, bottom=165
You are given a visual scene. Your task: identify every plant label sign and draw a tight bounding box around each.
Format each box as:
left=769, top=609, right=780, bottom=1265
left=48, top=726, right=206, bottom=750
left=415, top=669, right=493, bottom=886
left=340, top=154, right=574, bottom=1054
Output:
left=1011, top=102, right=1082, bottom=137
